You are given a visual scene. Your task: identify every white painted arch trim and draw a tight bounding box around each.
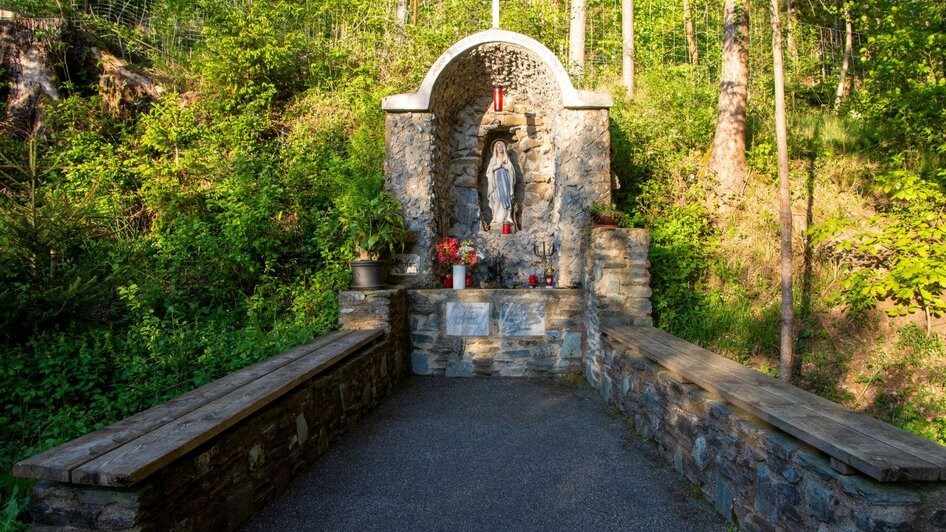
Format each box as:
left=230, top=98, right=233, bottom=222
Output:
left=382, top=29, right=612, bottom=112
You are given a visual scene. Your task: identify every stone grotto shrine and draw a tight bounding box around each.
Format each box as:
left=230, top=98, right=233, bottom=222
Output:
left=370, top=28, right=653, bottom=378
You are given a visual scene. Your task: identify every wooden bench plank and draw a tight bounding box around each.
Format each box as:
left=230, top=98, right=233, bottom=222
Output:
left=13, top=330, right=356, bottom=483
left=70, top=328, right=382, bottom=487
left=605, top=326, right=946, bottom=481
left=634, top=326, right=946, bottom=478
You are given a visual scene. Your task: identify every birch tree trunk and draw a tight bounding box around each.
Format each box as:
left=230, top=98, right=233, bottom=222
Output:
left=708, top=0, right=750, bottom=207
left=622, top=0, right=635, bottom=97
left=569, top=0, right=587, bottom=75
left=396, top=0, right=409, bottom=25
left=683, top=0, right=699, bottom=68
left=834, top=7, right=853, bottom=110
left=786, top=0, right=798, bottom=72
left=770, top=0, right=795, bottom=382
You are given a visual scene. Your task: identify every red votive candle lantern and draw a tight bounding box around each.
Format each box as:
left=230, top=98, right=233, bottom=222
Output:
left=529, top=274, right=538, bottom=288
left=502, top=222, right=511, bottom=235
left=444, top=274, right=453, bottom=289
left=465, top=272, right=473, bottom=287
left=493, top=87, right=503, bottom=112
left=545, top=272, right=554, bottom=287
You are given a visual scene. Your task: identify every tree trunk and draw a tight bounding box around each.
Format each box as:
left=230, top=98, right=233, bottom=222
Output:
left=786, top=0, right=798, bottom=72
left=0, top=16, right=61, bottom=137
left=569, top=0, right=587, bottom=75
left=396, top=0, right=409, bottom=25
left=92, top=47, right=163, bottom=116
left=412, top=0, right=418, bottom=25
left=622, top=0, right=635, bottom=97
left=708, top=0, right=749, bottom=207
left=683, top=0, right=699, bottom=68
left=770, top=0, right=795, bottom=382
left=834, top=7, right=853, bottom=110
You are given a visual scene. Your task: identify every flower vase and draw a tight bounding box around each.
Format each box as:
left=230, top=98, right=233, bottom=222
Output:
left=452, top=265, right=467, bottom=290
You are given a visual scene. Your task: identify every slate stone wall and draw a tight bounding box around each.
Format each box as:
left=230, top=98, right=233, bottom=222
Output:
left=26, top=292, right=409, bottom=531
left=593, top=334, right=946, bottom=531
left=407, top=288, right=584, bottom=377
left=385, top=111, right=438, bottom=287
left=553, top=109, right=612, bottom=288
left=584, top=227, right=652, bottom=389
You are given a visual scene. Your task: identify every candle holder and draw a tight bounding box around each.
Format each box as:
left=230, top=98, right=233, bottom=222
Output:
left=533, top=241, right=556, bottom=272
left=493, top=87, right=504, bottom=112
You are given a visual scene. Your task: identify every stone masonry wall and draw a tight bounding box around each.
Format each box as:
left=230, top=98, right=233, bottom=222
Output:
left=27, top=293, right=409, bottom=531
left=553, top=109, right=612, bottom=288
left=584, top=227, right=652, bottom=389
left=408, top=288, right=584, bottom=378
left=594, top=334, right=946, bottom=531
left=385, top=112, right=438, bottom=287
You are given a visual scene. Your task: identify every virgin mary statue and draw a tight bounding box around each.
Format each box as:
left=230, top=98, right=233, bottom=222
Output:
left=486, top=140, right=516, bottom=230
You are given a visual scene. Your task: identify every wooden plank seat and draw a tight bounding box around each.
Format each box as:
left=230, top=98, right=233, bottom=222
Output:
left=14, top=328, right=383, bottom=487
left=603, top=325, right=946, bottom=482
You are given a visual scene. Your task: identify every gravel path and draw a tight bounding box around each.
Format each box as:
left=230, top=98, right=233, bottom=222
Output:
left=244, top=377, right=726, bottom=532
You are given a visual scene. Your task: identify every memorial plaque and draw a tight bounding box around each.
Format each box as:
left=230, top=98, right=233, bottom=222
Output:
left=391, top=254, right=420, bottom=275
left=501, top=302, right=546, bottom=337
left=446, top=302, right=490, bottom=336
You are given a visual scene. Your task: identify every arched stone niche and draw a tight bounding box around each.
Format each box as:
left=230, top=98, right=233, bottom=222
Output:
left=383, top=29, right=612, bottom=288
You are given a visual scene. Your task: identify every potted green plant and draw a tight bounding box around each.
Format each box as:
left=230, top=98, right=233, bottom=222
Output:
left=586, top=203, right=627, bottom=227
left=340, top=192, right=406, bottom=290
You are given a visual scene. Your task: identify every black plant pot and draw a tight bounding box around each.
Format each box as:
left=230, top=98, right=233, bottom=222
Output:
left=350, top=260, right=387, bottom=290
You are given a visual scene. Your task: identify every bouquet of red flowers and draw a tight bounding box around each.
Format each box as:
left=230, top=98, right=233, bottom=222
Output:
left=435, top=237, right=481, bottom=267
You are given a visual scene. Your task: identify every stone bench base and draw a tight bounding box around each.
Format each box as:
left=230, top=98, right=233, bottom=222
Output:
left=27, top=339, right=404, bottom=531
left=589, top=336, right=946, bottom=530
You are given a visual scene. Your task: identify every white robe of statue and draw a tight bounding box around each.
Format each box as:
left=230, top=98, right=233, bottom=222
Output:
left=486, top=140, right=516, bottom=228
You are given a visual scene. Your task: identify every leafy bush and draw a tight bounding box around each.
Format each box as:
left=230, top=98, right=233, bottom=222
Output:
left=816, top=163, right=946, bottom=322
left=863, top=325, right=946, bottom=445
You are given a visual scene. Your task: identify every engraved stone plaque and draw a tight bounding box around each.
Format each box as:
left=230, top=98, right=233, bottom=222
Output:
left=501, top=302, right=546, bottom=337
left=446, top=302, right=489, bottom=336
left=391, top=254, right=420, bottom=275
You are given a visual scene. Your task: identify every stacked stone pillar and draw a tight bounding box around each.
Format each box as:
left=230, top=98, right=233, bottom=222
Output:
left=583, top=227, right=652, bottom=389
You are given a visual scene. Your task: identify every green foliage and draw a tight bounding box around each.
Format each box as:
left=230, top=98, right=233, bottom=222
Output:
left=585, top=202, right=628, bottom=226
left=338, top=191, right=406, bottom=261
left=199, top=1, right=314, bottom=100
left=864, top=325, right=946, bottom=445
left=1, top=484, right=26, bottom=531
left=817, top=164, right=946, bottom=319
left=852, top=0, right=946, bottom=156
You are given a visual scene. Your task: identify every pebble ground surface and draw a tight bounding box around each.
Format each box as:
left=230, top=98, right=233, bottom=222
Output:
left=244, top=377, right=727, bottom=532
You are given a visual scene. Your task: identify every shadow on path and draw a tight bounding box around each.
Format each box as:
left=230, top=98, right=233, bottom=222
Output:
left=244, top=377, right=727, bottom=532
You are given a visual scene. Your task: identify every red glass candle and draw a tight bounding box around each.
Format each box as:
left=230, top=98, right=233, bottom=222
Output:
left=444, top=274, right=453, bottom=288
left=529, top=274, right=538, bottom=288
left=502, top=222, right=511, bottom=235
left=545, top=272, right=553, bottom=287
left=493, top=87, right=503, bottom=112
left=465, top=272, right=473, bottom=287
